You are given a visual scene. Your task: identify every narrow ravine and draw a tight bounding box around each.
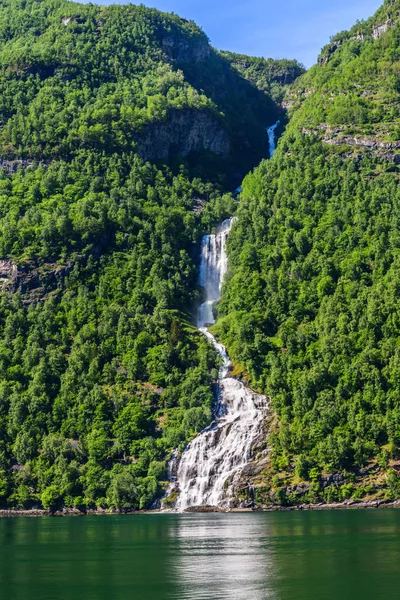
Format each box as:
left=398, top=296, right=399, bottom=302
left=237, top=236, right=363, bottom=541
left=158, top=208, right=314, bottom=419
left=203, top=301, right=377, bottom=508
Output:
left=170, top=121, right=280, bottom=512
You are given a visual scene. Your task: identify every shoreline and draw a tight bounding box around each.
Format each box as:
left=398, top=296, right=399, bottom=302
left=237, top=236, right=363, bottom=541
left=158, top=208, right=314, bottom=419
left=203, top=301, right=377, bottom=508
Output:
left=1, top=499, right=400, bottom=517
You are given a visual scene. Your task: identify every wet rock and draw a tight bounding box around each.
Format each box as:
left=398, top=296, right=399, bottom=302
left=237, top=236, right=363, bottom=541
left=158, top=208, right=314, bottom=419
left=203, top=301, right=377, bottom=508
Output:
left=173, top=222, right=271, bottom=512
left=184, top=505, right=225, bottom=513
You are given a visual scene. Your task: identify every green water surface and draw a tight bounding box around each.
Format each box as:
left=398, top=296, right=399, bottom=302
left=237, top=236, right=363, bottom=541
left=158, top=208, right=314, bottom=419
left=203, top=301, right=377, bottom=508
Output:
left=0, top=510, right=400, bottom=599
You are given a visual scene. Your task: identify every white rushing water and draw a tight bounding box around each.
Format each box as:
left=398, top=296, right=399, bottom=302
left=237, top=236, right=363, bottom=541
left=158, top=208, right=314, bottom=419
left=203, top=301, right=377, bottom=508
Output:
left=174, top=220, right=269, bottom=511
left=267, top=120, right=280, bottom=158
left=170, top=121, right=280, bottom=511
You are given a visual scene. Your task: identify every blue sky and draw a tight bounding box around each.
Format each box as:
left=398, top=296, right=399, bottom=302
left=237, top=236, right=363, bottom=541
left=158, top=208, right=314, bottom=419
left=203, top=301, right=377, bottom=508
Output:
left=82, top=0, right=383, bottom=67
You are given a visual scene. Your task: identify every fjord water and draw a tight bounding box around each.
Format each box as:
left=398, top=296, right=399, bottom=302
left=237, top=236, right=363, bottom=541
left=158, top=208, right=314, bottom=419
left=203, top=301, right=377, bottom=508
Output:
left=1, top=512, right=400, bottom=600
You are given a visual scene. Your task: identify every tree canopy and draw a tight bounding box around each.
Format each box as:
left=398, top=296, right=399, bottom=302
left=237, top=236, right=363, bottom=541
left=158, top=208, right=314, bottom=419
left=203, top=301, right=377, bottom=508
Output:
left=217, top=0, right=400, bottom=506
left=0, top=0, right=297, bottom=511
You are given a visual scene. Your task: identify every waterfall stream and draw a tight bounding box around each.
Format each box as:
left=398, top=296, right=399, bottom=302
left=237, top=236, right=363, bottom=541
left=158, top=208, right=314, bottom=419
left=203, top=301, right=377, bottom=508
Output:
left=267, top=120, right=280, bottom=157
left=170, top=122, right=279, bottom=511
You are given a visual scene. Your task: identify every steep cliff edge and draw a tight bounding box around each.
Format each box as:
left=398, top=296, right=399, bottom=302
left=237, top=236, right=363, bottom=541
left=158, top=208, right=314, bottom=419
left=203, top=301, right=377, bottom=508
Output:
left=220, top=52, right=305, bottom=103
left=135, top=109, right=230, bottom=162
left=0, top=0, right=300, bottom=183
left=284, top=0, right=400, bottom=162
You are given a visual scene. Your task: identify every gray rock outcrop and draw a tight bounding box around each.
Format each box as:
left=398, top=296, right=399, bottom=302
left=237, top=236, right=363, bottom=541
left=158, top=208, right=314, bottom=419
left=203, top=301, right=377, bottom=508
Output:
left=162, top=34, right=210, bottom=64
left=0, top=259, right=18, bottom=283
left=0, top=259, right=74, bottom=303
left=136, top=109, right=230, bottom=162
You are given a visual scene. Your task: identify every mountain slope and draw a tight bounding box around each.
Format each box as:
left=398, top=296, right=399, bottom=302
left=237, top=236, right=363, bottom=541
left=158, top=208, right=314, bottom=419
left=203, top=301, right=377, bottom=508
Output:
left=0, top=0, right=304, bottom=511
left=221, top=51, right=305, bottom=104
left=218, top=0, right=400, bottom=506
left=0, top=0, right=304, bottom=181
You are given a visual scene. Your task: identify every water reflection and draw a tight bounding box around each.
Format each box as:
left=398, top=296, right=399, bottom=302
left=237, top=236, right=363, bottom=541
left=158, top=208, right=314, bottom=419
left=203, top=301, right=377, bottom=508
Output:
left=168, top=514, right=277, bottom=600
left=1, top=512, right=400, bottom=600
left=169, top=511, right=400, bottom=600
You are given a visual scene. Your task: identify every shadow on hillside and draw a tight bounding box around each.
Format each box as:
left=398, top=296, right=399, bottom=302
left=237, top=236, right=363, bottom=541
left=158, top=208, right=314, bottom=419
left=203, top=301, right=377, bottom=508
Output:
left=177, top=48, right=282, bottom=183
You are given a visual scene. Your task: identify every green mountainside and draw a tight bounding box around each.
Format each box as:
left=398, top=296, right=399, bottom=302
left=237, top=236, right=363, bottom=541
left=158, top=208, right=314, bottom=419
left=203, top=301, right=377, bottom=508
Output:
left=0, top=0, right=301, bottom=511
left=220, top=51, right=305, bottom=104
left=0, top=0, right=298, bottom=180
left=2, top=0, right=399, bottom=512
left=217, top=0, right=400, bottom=505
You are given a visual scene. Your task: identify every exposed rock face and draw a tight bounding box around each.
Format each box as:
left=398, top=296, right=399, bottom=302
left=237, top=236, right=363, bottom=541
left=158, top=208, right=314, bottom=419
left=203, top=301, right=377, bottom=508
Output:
left=301, top=125, right=400, bottom=163
left=214, top=414, right=273, bottom=510
left=318, top=18, right=396, bottom=65
left=0, top=259, right=18, bottom=283
left=373, top=20, right=392, bottom=39
left=136, top=109, right=230, bottom=162
left=162, top=34, right=210, bottom=63
left=0, top=158, right=47, bottom=174
left=14, top=262, right=74, bottom=299
left=318, top=40, right=342, bottom=65
left=0, top=259, right=74, bottom=303
left=192, top=197, right=207, bottom=215
left=324, top=135, right=400, bottom=151
left=324, top=138, right=400, bottom=164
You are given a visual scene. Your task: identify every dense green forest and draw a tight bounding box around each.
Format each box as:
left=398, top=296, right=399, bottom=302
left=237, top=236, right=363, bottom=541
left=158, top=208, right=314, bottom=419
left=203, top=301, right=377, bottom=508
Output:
left=0, top=0, right=300, bottom=178
left=218, top=0, right=400, bottom=504
left=0, top=0, right=299, bottom=511
left=220, top=52, right=305, bottom=104
left=3, top=0, right=400, bottom=512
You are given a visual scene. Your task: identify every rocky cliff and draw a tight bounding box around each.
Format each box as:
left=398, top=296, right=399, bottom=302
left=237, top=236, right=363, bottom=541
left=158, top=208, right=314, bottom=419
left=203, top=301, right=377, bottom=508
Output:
left=136, top=109, right=230, bottom=162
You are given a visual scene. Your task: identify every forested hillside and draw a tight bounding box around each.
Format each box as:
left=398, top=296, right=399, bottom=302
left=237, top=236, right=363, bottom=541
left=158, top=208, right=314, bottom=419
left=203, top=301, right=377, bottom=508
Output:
left=218, top=0, right=400, bottom=505
left=220, top=52, right=305, bottom=104
left=0, top=0, right=302, bottom=180
left=0, top=0, right=300, bottom=511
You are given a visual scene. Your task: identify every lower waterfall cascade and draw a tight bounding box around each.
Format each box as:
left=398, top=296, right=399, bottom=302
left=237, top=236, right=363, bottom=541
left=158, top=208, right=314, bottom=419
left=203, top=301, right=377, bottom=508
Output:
left=170, top=121, right=279, bottom=512
left=173, top=220, right=269, bottom=511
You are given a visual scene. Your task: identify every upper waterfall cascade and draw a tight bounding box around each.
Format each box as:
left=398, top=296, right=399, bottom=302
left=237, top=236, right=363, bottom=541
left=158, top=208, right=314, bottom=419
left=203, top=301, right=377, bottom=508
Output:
left=267, top=120, right=280, bottom=157
left=170, top=122, right=279, bottom=511
left=173, top=219, right=269, bottom=511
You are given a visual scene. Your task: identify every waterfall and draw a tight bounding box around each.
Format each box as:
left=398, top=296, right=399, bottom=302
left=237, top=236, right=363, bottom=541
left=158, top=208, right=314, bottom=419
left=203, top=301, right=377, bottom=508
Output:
left=197, top=219, right=231, bottom=330
left=172, top=219, right=269, bottom=511
left=267, top=120, right=280, bottom=158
